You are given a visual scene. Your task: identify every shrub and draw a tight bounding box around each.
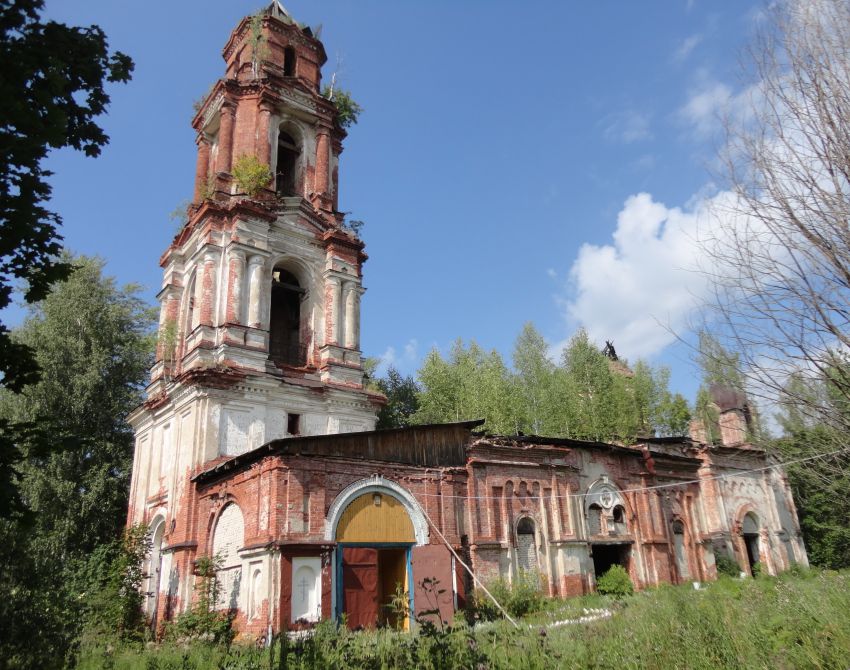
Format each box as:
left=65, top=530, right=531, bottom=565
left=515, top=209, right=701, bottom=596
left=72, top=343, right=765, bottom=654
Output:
left=473, top=570, right=543, bottom=621
left=232, top=154, right=272, bottom=197
left=715, top=553, right=742, bottom=578
left=165, top=554, right=234, bottom=645
left=596, top=564, right=633, bottom=598
left=322, top=86, right=363, bottom=129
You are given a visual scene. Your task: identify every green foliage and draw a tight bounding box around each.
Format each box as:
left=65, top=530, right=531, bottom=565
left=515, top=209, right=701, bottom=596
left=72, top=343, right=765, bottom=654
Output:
left=412, top=324, right=689, bottom=442
left=0, top=0, right=134, bottom=518
left=0, top=256, right=155, bottom=669
left=375, top=366, right=420, bottom=429
left=774, top=378, right=850, bottom=569
left=157, top=318, right=178, bottom=368
left=714, top=553, right=742, bottom=578
left=79, top=524, right=152, bottom=649
left=231, top=154, right=272, bottom=197
left=166, top=554, right=234, bottom=645
left=247, top=11, right=268, bottom=78
left=473, top=571, right=543, bottom=621
left=595, top=564, right=634, bottom=598
left=322, top=86, right=363, bottom=129
left=75, top=571, right=850, bottom=670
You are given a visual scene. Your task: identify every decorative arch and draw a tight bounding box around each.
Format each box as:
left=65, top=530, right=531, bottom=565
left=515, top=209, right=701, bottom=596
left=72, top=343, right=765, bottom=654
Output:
left=325, top=475, right=429, bottom=546
left=585, top=477, right=629, bottom=537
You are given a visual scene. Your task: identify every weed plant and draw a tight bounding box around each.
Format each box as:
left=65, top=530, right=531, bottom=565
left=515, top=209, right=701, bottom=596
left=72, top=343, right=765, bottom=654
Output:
left=77, top=569, right=850, bottom=669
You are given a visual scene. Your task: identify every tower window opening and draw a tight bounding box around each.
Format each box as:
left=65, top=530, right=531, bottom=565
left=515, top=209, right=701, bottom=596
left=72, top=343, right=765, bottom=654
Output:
left=287, top=413, right=301, bottom=436
left=269, top=268, right=306, bottom=366
left=284, top=47, right=296, bottom=77
left=276, top=131, right=300, bottom=196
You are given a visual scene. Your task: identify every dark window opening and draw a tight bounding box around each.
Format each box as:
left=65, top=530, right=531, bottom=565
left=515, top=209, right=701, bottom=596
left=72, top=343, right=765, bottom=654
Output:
left=269, top=268, right=306, bottom=366
left=611, top=504, right=627, bottom=535
left=287, top=413, right=301, bottom=436
left=672, top=519, right=685, bottom=535
left=284, top=46, right=296, bottom=76
left=517, top=517, right=535, bottom=535
left=276, top=131, right=300, bottom=196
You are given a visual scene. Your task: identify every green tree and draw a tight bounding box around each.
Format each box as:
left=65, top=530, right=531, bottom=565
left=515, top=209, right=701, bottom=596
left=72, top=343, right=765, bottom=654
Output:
left=0, top=256, right=155, bottom=669
left=512, top=323, right=556, bottom=435
left=0, top=0, right=134, bottom=518
left=375, top=366, right=420, bottom=429
left=562, top=329, right=617, bottom=442
left=415, top=339, right=518, bottom=434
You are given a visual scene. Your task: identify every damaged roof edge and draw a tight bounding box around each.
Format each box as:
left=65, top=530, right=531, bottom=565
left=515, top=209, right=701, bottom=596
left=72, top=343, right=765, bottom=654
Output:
left=192, top=419, right=485, bottom=484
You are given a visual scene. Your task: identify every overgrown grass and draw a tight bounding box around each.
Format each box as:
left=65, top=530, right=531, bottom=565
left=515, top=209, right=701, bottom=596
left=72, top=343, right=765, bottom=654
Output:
left=77, top=570, right=850, bottom=669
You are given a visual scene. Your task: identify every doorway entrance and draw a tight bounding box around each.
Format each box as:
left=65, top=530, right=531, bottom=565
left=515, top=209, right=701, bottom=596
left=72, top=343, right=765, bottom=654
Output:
left=339, top=545, right=411, bottom=629
left=742, top=512, right=761, bottom=573
left=591, top=543, right=630, bottom=584
left=334, top=492, right=415, bottom=629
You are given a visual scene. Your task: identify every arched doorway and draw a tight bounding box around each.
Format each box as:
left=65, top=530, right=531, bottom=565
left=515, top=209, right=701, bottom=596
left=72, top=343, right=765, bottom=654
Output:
left=742, top=512, right=761, bottom=574
left=269, top=266, right=305, bottom=366
left=334, top=491, right=415, bottom=630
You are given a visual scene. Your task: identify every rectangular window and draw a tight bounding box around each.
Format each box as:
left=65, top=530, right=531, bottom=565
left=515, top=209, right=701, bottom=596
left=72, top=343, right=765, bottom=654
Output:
left=288, top=413, right=301, bottom=436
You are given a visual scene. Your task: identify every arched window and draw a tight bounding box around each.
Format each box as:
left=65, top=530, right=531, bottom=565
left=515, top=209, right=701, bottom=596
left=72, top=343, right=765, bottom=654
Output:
left=516, top=517, right=538, bottom=573
left=269, top=266, right=305, bottom=366
left=276, top=130, right=300, bottom=196
left=283, top=46, right=297, bottom=77
left=612, top=505, right=627, bottom=534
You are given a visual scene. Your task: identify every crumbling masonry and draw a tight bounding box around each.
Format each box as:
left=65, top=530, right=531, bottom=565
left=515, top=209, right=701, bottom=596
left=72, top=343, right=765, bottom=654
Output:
left=127, top=3, right=808, bottom=637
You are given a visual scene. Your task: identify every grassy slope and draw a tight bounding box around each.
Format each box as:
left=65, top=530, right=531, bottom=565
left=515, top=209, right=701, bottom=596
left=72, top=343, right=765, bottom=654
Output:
left=79, top=569, right=850, bottom=670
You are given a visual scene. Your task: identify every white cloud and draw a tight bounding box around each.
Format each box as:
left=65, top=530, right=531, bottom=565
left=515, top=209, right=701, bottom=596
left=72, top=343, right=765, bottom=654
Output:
left=679, top=78, right=760, bottom=140
left=602, top=110, right=653, bottom=144
left=376, top=338, right=419, bottom=376
left=560, top=189, right=740, bottom=360
left=673, top=34, right=703, bottom=63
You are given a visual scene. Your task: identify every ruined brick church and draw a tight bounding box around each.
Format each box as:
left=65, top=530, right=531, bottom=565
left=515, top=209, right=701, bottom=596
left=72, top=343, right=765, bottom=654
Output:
left=127, top=3, right=808, bottom=637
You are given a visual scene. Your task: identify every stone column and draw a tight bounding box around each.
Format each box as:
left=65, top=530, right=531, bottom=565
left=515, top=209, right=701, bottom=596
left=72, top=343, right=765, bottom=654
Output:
left=327, top=276, right=342, bottom=345
left=343, top=282, right=360, bottom=349
left=199, top=249, right=220, bottom=327
left=315, top=126, right=330, bottom=195
left=193, top=136, right=211, bottom=203
left=216, top=103, right=235, bottom=174
left=225, top=249, right=246, bottom=324
left=246, top=255, right=266, bottom=329
left=257, top=103, right=273, bottom=168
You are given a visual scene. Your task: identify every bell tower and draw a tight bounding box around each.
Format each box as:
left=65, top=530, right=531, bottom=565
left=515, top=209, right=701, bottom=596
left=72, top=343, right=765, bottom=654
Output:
left=127, top=3, right=381, bottom=527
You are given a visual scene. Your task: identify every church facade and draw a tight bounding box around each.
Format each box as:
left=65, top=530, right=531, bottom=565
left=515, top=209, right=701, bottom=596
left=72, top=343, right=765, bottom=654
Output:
left=127, top=4, right=808, bottom=637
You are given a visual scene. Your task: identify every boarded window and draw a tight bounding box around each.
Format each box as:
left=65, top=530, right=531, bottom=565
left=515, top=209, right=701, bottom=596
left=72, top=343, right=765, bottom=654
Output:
left=212, top=503, right=245, bottom=609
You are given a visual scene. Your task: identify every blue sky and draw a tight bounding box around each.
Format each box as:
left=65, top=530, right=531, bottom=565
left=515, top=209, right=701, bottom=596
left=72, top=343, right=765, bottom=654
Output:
left=38, top=0, right=762, bottom=403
